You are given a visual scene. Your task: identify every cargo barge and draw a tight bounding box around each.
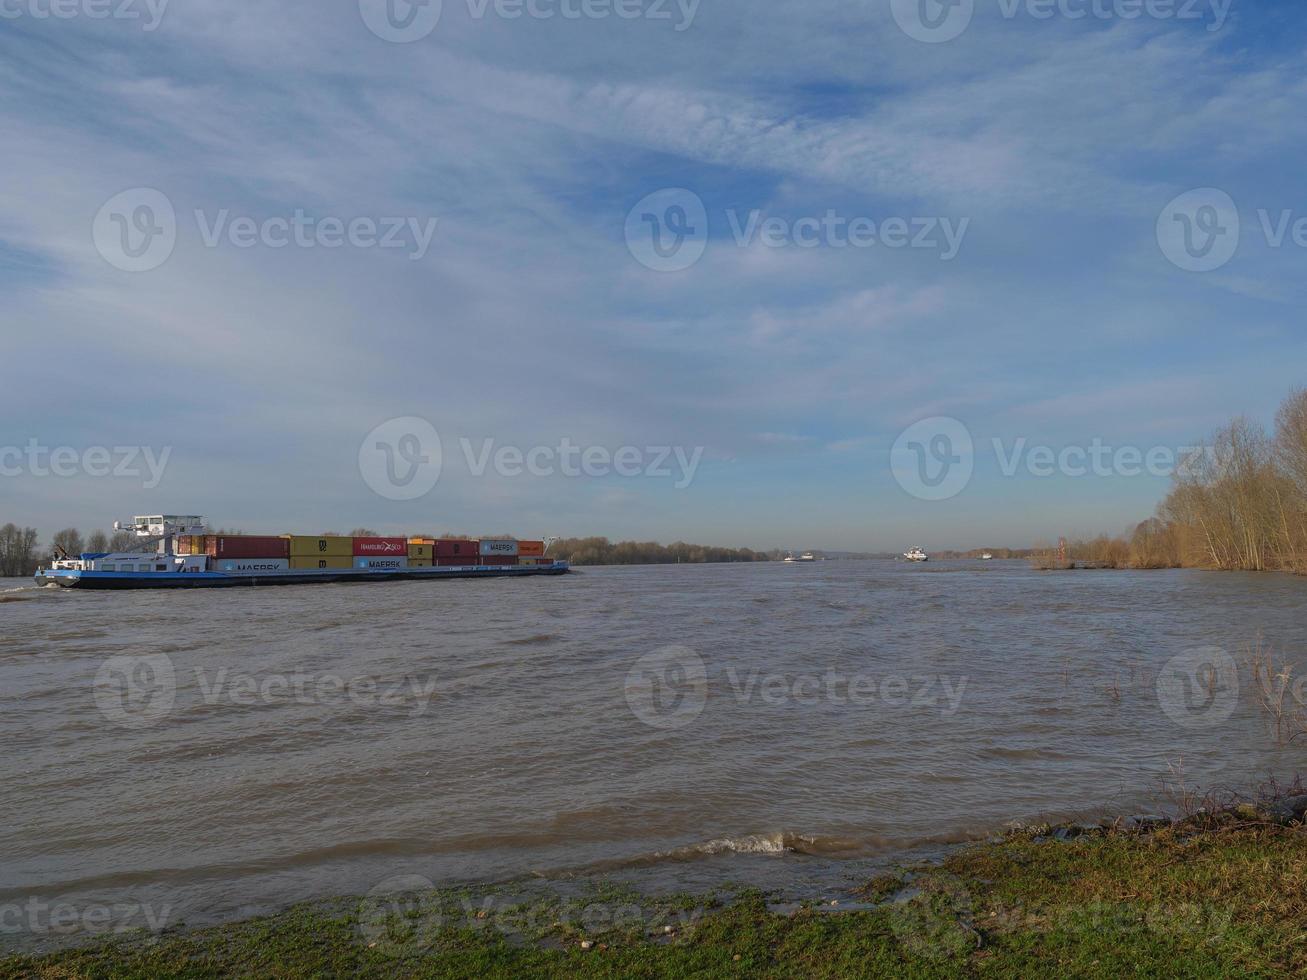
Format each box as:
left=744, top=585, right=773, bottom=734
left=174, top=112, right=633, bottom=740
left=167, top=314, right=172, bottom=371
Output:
left=35, top=516, right=569, bottom=590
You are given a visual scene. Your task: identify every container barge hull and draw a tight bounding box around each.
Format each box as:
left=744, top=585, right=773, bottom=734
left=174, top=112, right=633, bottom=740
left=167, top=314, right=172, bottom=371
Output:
left=36, top=564, right=570, bottom=590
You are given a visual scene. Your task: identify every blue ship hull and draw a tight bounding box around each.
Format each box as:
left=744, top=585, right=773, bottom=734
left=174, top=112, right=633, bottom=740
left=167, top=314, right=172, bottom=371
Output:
left=35, top=563, right=570, bottom=590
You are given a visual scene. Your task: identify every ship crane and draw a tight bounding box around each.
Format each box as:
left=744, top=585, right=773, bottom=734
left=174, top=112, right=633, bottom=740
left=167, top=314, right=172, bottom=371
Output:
left=113, top=515, right=207, bottom=556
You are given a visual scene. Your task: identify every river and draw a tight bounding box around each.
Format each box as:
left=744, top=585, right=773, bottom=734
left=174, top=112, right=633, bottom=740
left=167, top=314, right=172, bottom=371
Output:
left=2, top=561, right=1304, bottom=946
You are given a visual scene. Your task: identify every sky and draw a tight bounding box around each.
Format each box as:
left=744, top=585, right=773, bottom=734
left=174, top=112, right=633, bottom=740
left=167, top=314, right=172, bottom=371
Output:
left=2, top=0, right=1305, bottom=551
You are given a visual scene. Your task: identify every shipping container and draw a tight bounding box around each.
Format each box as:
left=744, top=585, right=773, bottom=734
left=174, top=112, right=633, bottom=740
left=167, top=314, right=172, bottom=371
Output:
left=207, top=536, right=290, bottom=559
left=353, top=537, right=408, bottom=556
left=479, top=539, right=519, bottom=557
left=354, top=556, right=408, bottom=571
left=217, top=558, right=290, bottom=573
left=407, top=558, right=434, bottom=567
left=284, top=535, right=353, bottom=557
left=288, top=557, right=354, bottom=570
left=435, top=557, right=479, bottom=567
left=517, top=540, right=545, bottom=557
left=407, top=542, right=433, bottom=560
left=434, top=539, right=479, bottom=559
left=479, top=555, right=519, bottom=566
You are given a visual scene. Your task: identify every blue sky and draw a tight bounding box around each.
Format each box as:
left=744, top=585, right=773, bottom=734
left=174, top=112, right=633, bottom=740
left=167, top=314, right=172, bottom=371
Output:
left=2, top=0, right=1304, bottom=550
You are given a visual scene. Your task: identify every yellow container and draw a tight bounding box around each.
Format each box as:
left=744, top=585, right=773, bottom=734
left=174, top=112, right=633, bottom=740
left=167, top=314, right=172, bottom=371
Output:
left=408, top=558, right=434, bottom=567
left=283, top=535, right=353, bottom=558
left=289, top=557, right=354, bottom=570
left=407, top=542, right=433, bottom=560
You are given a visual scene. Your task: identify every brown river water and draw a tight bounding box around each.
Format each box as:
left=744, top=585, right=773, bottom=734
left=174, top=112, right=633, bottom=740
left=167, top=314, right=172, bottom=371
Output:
left=2, top=561, right=1305, bottom=947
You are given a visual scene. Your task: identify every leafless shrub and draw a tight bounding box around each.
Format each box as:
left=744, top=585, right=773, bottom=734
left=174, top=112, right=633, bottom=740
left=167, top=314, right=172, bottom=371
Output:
left=1244, top=636, right=1305, bottom=746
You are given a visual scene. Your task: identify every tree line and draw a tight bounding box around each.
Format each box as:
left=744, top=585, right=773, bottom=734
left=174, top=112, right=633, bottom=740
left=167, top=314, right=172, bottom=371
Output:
left=548, top=537, right=777, bottom=565
left=1042, top=387, right=1307, bottom=573
left=0, top=525, right=157, bottom=578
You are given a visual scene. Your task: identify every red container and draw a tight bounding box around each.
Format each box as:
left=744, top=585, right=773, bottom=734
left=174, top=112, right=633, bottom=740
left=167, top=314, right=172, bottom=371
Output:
left=434, top=539, right=479, bottom=558
left=206, top=536, right=290, bottom=559
left=479, top=556, right=519, bottom=566
left=353, top=537, right=408, bottom=556
left=436, top=556, right=478, bottom=567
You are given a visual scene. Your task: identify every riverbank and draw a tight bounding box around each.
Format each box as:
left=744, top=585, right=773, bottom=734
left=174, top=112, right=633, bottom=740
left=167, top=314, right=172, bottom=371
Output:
left=7, top=800, right=1306, bottom=978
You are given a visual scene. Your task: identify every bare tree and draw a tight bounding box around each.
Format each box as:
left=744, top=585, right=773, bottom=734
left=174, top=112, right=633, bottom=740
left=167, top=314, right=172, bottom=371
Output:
left=52, top=528, right=85, bottom=557
left=0, top=524, right=40, bottom=577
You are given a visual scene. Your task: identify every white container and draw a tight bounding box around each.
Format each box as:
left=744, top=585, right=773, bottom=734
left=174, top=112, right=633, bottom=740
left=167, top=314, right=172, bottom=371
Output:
left=354, top=556, right=408, bottom=571
left=479, top=539, right=519, bottom=557
left=219, top=559, right=290, bottom=573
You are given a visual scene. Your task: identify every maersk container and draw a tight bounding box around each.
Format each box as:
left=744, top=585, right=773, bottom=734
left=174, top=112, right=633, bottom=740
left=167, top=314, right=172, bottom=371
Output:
left=479, top=539, right=519, bottom=557
left=517, top=540, right=545, bottom=557
left=218, top=558, right=290, bottom=574
left=284, top=535, right=353, bottom=557
left=434, top=539, right=479, bottom=558
left=207, top=536, right=290, bottom=559
left=355, top=556, right=408, bottom=571
left=288, top=557, right=353, bottom=570
left=353, top=537, right=407, bottom=556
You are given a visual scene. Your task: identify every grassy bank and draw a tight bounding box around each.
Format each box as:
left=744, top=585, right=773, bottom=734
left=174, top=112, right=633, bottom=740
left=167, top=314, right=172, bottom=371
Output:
left=7, top=805, right=1307, bottom=979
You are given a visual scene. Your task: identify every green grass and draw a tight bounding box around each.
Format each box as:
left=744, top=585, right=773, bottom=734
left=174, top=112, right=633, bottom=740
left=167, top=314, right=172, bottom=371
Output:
left=5, top=822, right=1307, bottom=978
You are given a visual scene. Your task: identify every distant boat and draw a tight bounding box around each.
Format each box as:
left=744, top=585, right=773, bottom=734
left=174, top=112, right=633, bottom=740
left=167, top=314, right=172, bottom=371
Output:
left=981, top=552, right=994, bottom=560
left=903, top=547, right=928, bottom=562
left=783, top=552, right=817, bottom=563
